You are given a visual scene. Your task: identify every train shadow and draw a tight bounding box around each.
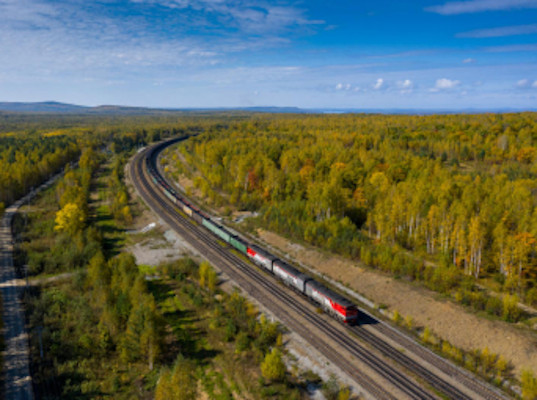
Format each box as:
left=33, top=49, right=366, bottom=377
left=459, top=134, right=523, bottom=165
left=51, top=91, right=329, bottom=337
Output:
left=357, top=311, right=379, bottom=326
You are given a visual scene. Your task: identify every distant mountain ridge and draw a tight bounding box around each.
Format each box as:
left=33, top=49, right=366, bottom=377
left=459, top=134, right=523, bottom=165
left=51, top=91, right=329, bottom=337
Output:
left=0, top=101, right=534, bottom=115
left=0, top=101, right=89, bottom=113
left=0, top=101, right=307, bottom=115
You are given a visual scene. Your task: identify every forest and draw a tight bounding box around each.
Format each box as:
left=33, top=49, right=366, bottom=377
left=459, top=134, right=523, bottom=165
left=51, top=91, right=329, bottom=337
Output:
left=5, top=116, right=336, bottom=399
left=172, top=113, right=537, bottom=314
left=3, top=111, right=537, bottom=398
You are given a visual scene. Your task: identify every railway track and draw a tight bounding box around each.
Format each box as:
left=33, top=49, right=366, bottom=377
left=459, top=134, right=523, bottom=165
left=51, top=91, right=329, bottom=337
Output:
left=132, top=147, right=409, bottom=399
left=129, top=139, right=499, bottom=400
left=369, top=322, right=511, bottom=400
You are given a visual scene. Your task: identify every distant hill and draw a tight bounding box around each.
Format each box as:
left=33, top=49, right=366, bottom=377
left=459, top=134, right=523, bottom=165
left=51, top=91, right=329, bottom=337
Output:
left=0, top=101, right=534, bottom=115
left=0, top=102, right=308, bottom=115
left=0, top=101, right=90, bottom=113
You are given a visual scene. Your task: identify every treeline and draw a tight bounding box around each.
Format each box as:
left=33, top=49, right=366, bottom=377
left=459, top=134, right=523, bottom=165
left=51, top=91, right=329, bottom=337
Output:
left=106, top=156, right=133, bottom=225
left=0, top=113, right=212, bottom=212
left=174, top=113, right=537, bottom=308
left=21, top=148, right=100, bottom=275
left=0, top=134, right=79, bottom=205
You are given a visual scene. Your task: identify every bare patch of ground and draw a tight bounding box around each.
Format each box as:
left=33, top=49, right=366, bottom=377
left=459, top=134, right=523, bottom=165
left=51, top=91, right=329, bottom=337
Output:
left=125, top=224, right=202, bottom=266
left=257, top=229, right=537, bottom=377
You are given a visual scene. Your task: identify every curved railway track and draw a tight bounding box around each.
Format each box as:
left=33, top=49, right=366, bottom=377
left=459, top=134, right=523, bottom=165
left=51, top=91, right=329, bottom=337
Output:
left=131, top=137, right=511, bottom=400
left=132, top=145, right=434, bottom=400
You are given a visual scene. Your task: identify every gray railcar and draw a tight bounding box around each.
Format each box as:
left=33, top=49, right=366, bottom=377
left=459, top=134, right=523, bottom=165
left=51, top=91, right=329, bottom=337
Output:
left=273, top=259, right=310, bottom=292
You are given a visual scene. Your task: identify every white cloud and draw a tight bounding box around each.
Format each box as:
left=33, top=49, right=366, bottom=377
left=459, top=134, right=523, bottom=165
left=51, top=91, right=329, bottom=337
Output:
left=396, top=79, right=413, bottom=93
left=398, top=79, right=413, bottom=89
left=457, top=24, right=537, bottom=38
left=426, top=0, right=537, bottom=15
left=373, top=78, right=384, bottom=90
left=335, top=83, right=353, bottom=91
left=463, top=58, right=476, bottom=63
left=131, top=0, right=324, bottom=34
left=517, top=79, right=531, bottom=88
left=517, top=79, right=537, bottom=89
left=431, top=78, right=460, bottom=92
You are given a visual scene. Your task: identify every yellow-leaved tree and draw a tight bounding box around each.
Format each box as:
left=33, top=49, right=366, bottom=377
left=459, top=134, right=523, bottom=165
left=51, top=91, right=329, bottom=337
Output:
left=261, top=347, right=286, bottom=382
left=54, top=202, right=86, bottom=234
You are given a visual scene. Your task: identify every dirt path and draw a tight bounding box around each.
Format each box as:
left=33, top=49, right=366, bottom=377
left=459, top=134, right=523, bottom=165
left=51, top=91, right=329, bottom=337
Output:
left=257, top=229, right=537, bottom=377
left=0, top=175, right=62, bottom=400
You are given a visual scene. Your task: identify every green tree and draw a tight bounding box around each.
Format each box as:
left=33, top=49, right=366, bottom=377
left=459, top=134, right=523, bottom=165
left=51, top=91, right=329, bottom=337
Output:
left=155, top=356, right=197, bottom=400
left=260, top=347, right=286, bottom=382
left=199, top=261, right=218, bottom=291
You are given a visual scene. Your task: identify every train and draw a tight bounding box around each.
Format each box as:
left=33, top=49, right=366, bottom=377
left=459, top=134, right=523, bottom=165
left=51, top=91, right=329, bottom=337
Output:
left=145, top=146, right=359, bottom=324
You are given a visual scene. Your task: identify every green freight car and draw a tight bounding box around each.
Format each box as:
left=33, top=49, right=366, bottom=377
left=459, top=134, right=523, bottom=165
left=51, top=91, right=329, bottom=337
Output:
left=230, top=235, right=248, bottom=254
left=202, top=219, right=231, bottom=243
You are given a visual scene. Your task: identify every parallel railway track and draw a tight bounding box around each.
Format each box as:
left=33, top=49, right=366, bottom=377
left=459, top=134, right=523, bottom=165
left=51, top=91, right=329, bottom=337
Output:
left=130, top=138, right=511, bottom=400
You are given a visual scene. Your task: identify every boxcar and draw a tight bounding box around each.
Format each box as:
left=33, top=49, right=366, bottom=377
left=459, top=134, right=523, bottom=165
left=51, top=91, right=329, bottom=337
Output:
left=182, top=203, right=193, bottom=217
left=191, top=209, right=204, bottom=224
left=202, top=219, right=232, bottom=243
left=272, top=260, right=310, bottom=293
left=229, top=235, right=248, bottom=255
left=197, top=210, right=210, bottom=223
left=305, top=280, right=358, bottom=323
left=164, top=190, right=176, bottom=204
left=246, top=244, right=276, bottom=272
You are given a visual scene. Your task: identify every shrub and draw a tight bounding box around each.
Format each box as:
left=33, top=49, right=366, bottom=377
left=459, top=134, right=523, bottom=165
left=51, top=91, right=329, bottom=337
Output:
left=260, top=348, right=286, bottom=382
left=521, top=370, right=537, bottom=400
left=485, top=296, right=502, bottom=317
left=502, top=294, right=521, bottom=322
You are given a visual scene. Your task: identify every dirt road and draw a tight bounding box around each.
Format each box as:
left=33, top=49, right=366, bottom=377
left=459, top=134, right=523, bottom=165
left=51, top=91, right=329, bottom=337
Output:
left=1, top=203, right=33, bottom=400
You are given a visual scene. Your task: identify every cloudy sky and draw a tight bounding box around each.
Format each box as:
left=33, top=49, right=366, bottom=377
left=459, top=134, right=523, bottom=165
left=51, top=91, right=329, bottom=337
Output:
left=1, top=0, right=537, bottom=109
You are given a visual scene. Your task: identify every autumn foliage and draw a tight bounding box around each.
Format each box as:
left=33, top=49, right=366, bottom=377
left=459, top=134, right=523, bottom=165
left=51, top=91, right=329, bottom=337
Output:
left=175, top=113, right=537, bottom=308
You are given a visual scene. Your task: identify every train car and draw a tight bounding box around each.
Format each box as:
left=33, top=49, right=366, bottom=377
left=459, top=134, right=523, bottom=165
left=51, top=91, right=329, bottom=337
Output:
left=246, top=244, right=276, bottom=272
left=202, top=219, right=232, bottom=243
left=194, top=209, right=210, bottom=225
left=273, top=259, right=310, bottom=293
left=230, top=235, right=248, bottom=255
left=305, top=280, right=358, bottom=324
left=182, top=202, right=194, bottom=217
left=190, top=209, right=205, bottom=225
left=164, top=190, right=176, bottom=204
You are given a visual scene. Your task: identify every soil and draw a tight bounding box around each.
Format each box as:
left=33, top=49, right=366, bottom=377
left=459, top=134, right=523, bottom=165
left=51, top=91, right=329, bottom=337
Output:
left=256, top=229, right=537, bottom=377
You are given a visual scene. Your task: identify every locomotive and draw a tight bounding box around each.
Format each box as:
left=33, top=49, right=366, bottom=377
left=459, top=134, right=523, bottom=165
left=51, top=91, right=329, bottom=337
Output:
left=145, top=144, right=359, bottom=324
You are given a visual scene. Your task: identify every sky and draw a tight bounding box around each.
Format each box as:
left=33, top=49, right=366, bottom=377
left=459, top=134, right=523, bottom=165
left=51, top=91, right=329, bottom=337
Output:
left=1, top=0, right=537, bottom=110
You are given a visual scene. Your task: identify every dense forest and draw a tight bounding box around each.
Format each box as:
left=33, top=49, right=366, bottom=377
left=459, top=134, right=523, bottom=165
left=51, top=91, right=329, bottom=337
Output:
left=173, top=113, right=537, bottom=311
left=2, top=116, right=326, bottom=399
left=16, top=144, right=317, bottom=399
left=0, top=111, right=221, bottom=210
left=3, top=111, right=537, bottom=397
left=0, top=134, right=79, bottom=206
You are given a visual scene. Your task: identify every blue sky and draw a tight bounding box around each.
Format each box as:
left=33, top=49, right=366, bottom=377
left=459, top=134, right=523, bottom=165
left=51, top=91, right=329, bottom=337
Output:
left=1, top=0, right=537, bottom=109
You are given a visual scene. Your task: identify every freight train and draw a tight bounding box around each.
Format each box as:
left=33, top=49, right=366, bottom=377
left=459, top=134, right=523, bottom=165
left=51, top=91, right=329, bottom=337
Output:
left=145, top=146, right=359, bottom=324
